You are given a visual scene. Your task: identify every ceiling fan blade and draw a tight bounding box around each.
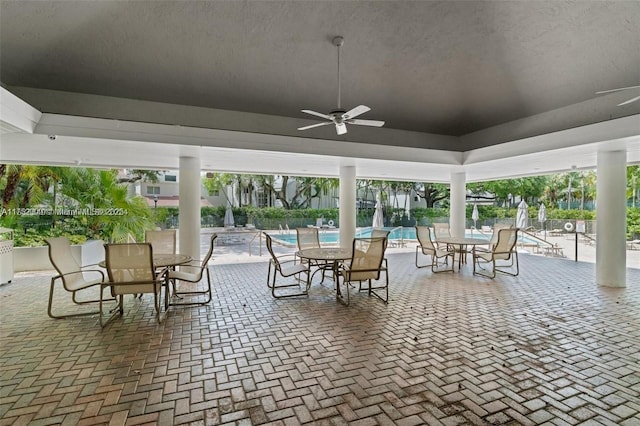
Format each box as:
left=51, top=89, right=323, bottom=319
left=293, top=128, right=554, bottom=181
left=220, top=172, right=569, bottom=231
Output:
left=301, top=109, right=332, bottom=120
left=335, top=123, right=347, bottom=135
left=343, top=105, right=370, bottom=120
left=596, top=85, right=640, bottom=94
left=348, top=119, right=385, bottom=127
left=618, top=95, right=640, bottom=106
left=297, top=122, right=332, bottom=131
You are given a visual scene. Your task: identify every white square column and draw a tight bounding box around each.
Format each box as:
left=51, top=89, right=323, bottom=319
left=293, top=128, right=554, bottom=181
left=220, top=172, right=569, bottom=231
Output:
left=339, top=165, right=356, bottom=249
left=596, top=150, right=627, bottom=287
left=179, top=156, right=201, bottom=262
left=450, top=172, right=466, bottom=238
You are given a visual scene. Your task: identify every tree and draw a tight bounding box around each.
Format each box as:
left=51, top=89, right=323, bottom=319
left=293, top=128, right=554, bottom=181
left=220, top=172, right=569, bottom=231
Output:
left=203, top=173, right=256, bottom=206
left=0, top=164, right=61, bottom=209
left=542, top=174, right=563, bottom=207
left=117, top=169, right=161, bottom=183
left=60, top=168, right=154, bottom=242
left=414, top=182, right=449, bottom=208
left=628, top=165, right=640, bottom=208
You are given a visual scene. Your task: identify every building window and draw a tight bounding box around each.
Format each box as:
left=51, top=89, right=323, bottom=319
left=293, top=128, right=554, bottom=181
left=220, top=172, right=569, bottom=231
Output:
left=164, top=175, right=177, bottom=182
left=147, top=186, right=160, bottom=195
left=257, top=191, right=269, bottom=207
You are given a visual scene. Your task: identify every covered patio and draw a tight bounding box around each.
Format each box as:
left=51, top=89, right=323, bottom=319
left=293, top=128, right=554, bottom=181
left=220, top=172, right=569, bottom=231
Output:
left=1, top=243, right=639, bottom=425
left=1, top=2, right=640, bottom=424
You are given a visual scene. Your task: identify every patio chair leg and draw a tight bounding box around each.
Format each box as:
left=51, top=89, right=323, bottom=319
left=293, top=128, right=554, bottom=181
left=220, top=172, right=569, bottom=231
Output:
left=271, top=271, right=309, bottom=299
left=48, top=277, right=113, bottom=319
left=169, top=269, right=213, bottom=306
left=369, top=272, right=389, bottom=304
left=336, top=275, right=350, bottom=306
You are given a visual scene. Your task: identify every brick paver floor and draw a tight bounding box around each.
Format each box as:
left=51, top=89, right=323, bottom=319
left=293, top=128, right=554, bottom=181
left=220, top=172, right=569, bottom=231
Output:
left=1, top=251, right=639, bottom=425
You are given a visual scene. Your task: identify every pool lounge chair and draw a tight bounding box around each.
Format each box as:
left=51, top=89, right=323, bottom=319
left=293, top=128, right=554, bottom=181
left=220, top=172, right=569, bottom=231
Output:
left=627, top=240, right=640, bottom=250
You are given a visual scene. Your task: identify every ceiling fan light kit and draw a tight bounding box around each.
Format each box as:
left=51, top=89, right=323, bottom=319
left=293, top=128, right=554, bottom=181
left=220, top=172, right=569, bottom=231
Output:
left=298, top=36, right=385, bottom=135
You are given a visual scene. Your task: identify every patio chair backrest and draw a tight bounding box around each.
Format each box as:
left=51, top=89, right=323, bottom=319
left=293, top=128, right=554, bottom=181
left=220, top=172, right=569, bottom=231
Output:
left=494, top=228, right=518, bottom=260
left=415, top=226, right=436, bottom=252
left=185, top=233, right=218, bottom=281
left=348, top=237, right=387, bottom=282
left=296, top=227, right=320, bottom=251
left=371, top=229, right=390, bottom=240
left=46, top=237, right=84, bottom=288
left=433, top=222, right=451, bottom=240
left=105, top=243, right=158, bottom=295
left=199, top=233, right=217, bottom=269
left=490, top=224, right=512, bottom=247
left=145, top=229, right=176, bottom=255
left=264, top=233, right=281, bottom=269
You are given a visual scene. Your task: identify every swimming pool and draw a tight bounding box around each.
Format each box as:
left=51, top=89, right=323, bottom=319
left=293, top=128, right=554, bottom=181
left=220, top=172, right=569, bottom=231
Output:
left=269, top=227, right=492, bottom=246
left=269, top=227, right=539, bottom=247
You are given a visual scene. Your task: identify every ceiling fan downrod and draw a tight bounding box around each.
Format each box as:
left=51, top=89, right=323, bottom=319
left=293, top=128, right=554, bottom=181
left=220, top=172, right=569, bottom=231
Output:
left=333, top=36, right=344, bottom=111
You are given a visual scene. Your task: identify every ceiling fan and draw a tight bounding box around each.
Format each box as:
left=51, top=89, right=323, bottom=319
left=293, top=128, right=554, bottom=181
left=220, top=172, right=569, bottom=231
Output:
left=595, top=85, right=640, bottom=106
left=298, top=36, right=384, bottom=136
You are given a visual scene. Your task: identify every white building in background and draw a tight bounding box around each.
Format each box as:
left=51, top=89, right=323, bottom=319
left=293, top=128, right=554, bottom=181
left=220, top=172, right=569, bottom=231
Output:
left=121, top=170, right=215, bottom=208
left=123, top=169, right=433, bottom=212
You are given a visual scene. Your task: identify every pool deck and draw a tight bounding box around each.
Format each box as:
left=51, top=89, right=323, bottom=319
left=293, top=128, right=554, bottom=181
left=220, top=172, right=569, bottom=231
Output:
left=217, top=228, right=640, bottom=268
left=1, top=229, right=639, bottom=425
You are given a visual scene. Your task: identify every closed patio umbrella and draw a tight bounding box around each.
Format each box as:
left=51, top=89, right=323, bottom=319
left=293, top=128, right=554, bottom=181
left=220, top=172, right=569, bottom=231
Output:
left=224, top=202, right=235, bottom=228
left=472, top=204, right=479, bottom=229
left=372, top=193, right=384, bottom=229
left=538, top=203, right=547, bottom=238
left=516, top=200, right=528, bottom=229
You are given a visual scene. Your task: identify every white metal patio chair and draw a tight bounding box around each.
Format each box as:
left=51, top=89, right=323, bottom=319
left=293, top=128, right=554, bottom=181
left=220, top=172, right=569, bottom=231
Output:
left=145, top=229, right=176, bottom=254
left=472, top=227, right=519, bottom=278
left=101, top=243, right=168, bottom=326
left=336, top=237, right=388, bottom=306
left=265, top=233, right=310, bottom=298
left=415, top=226, right=454, bottom=273
left=45, top=236, right=112, bottom=319
left=167, top=233, right=217, bottom=306
left=296, top=226, right=331, bottom=281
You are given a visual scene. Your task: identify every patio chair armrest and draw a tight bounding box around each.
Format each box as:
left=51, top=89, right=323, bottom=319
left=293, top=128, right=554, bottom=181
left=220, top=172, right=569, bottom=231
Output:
left=81, top=262, right=104, bottom=269
left=181, top=260, right=208, bottom=268
left=56, top=269, right=105, bottom=280
left=277, top=253, right=299, bottom=263
left=473, top=246, right=491, bottom=254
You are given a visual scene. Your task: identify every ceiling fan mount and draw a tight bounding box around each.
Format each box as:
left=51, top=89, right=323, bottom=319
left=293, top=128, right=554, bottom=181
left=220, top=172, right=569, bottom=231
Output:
left=298, top=36, right=384, bottom=136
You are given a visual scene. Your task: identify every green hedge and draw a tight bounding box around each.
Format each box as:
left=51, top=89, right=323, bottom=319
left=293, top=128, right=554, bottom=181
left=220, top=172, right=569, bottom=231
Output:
left=7, top=205, right=640, bottom=246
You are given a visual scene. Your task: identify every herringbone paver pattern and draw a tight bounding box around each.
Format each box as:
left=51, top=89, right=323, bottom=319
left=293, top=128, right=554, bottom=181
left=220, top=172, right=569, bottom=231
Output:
left=1, top=253, right=639, bottom=425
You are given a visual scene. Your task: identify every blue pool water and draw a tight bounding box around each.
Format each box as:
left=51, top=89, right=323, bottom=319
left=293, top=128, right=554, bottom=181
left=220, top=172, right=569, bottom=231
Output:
left=270, top=227, right=493, bottom=245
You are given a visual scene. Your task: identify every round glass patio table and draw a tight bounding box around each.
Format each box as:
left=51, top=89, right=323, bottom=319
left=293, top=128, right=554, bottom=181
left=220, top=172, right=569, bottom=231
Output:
left=436, top=237, right=489, bottom=270
left=297, top=247, right=352, bottom=296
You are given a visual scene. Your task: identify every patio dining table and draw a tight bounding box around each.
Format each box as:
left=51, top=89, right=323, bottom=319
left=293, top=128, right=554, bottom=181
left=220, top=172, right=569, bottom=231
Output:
left=297, top=247, right=352, bottom=297
left=436, top=237, right=489, bottom=270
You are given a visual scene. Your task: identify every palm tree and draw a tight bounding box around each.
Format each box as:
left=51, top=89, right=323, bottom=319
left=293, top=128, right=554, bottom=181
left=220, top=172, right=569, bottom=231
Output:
left=0, top=164, right=60, bottom=209
left=60, top=168, right=154, bottom=242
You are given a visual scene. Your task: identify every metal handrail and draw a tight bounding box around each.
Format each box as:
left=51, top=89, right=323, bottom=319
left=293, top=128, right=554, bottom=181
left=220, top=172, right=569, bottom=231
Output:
left=388, top=226, right=405, bottom=247
left=248, top=230, right=262, bottom=257
left=519, top=229, right=554, bottom=248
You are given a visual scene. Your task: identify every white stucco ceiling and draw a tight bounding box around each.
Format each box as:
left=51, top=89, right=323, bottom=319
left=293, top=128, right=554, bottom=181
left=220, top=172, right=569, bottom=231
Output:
left=0, top=1, right=639, bottom=181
